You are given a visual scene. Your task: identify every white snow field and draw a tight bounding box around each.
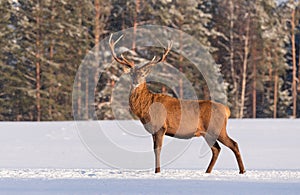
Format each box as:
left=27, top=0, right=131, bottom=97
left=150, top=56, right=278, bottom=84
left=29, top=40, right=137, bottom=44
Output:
left=0, top=119, right=300, bottom=194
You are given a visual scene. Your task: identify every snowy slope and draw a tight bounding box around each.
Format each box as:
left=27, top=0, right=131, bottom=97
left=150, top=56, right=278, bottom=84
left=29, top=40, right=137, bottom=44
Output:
left=0, top=119, right=299, bottom=194
left=0, top=119, right=299, bottom=170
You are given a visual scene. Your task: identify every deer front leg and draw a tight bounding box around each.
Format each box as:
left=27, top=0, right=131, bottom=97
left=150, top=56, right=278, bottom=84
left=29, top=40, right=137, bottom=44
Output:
left=152, top=130, right=165, bottom=173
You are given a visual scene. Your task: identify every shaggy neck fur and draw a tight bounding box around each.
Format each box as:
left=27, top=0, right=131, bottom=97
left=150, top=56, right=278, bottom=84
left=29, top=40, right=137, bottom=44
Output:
left=129, top=82, right=153, bottom=119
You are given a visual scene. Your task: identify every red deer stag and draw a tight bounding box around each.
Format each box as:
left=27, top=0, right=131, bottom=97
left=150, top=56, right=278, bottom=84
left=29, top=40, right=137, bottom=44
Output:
left=109, top=34, right=246, bottom=174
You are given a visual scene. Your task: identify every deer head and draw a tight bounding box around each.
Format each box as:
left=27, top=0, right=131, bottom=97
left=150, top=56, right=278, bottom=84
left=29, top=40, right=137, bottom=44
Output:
left=109, top=34, right=172, bottom=87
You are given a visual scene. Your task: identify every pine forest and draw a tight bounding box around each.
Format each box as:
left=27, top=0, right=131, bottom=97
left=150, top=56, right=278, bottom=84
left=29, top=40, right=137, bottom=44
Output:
left=1, top=0, right=300, bottom=121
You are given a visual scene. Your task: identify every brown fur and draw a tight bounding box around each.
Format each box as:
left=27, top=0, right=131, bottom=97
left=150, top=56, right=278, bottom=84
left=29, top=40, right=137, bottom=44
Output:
left=129, top=82, right=246, bottom=174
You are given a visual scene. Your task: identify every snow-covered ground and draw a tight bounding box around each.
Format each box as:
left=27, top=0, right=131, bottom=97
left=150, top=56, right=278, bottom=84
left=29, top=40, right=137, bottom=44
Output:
left=1, top=169, right=300, bottom=194
left=0, top=119, right=299, bottom=194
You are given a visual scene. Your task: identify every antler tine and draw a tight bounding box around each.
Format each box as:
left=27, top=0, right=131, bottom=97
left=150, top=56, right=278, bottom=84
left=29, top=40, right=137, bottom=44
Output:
left=137, top=55, right=158, bottom=70
left=151, top=56, right=157, bottom=62
left=137, top=41, right=172, bottom=70
left=121, top=54, right=135, bottom=66
left=109, top=34, right=134, bottom=68
left=160, top=40, right=173, bottom=62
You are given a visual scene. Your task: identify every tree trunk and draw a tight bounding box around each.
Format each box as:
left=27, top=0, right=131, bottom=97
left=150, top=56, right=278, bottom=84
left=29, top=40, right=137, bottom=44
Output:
left=251, top=0, right=258, bottom=119
left=268, top=51, right=272, bottom=109
left=36, top=2, right=41, bottom=121
left=76, top=2, right=83, bottom=119
left=48, top=1, right=55, bottom=120
left=83, top=21, right=90, bottom=120
left=132, top=0, right=140, bottom=50
left=252, top=42, right=257, bottom=118
left=229, top=0, right=238, bottom=118
left=291, top=9, right=297, bottom=118
left=77, top=72, right=82, bottom=119
left=85, top=70, right=89, bottom=120
left=252, top=60, right=256, bottom=118
left=94, top=0, right=101, bottom=118
left=239, top=15, right=250, bottom=119
left=94, top=0, right=100, bottom=47
left=274, top=68, right=278, bottom=118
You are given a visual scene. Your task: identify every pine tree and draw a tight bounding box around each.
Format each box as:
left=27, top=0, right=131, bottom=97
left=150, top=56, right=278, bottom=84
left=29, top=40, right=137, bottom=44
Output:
left=209, top=0, right=291, bottom=118
left=9, top=0, right=97, bottom=120
left=260, top=0, right=291, bottom=118
left=150, top=0, right=225, bottom=101
left=277, top=0, right=299, bottom=118
left=0, top=0, right=15, bottom=120
left=77, top=0, right=111, bottom=119
left=210, top=0, right=251, bottom=118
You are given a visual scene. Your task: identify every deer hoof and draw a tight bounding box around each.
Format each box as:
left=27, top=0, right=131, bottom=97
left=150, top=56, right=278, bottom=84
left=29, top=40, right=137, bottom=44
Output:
left=239, top=170, right=246, bottom=174
left=155, top=168, right=161, bottom=173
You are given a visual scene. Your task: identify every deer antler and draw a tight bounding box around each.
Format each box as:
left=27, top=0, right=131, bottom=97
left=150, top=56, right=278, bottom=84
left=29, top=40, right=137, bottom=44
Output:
left=138, top=41, right=173, bottom=70
left=159, top=41, right=173, bottom=63
left=109, top=34, right=135, bottom=68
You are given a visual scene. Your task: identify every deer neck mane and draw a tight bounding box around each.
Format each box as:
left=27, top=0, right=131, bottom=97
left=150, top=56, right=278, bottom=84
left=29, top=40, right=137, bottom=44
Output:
left=129, top=82, right=153, bottom=119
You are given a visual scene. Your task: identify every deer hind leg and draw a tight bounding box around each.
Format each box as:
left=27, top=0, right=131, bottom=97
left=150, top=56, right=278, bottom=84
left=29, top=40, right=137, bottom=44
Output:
left=152, top=130, right=165, bottom=173
left=205, top=138, right=221, bottom=173
left=218, top=134, right=246, bottom=174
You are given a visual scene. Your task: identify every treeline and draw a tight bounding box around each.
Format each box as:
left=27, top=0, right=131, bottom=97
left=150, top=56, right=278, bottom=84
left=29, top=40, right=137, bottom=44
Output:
left=0, top=0, right=300, bottom=121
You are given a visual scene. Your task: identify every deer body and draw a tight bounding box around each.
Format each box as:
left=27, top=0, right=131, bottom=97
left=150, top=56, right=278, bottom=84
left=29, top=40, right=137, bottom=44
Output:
left=129, top=83, right=229, bottom=139
left=109, top=34, right=246, bottom=174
